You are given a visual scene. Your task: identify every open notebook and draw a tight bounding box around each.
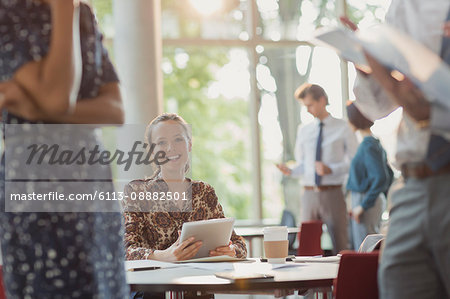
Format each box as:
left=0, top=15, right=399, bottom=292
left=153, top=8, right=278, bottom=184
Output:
left=310, top=24, right=450, bottom=108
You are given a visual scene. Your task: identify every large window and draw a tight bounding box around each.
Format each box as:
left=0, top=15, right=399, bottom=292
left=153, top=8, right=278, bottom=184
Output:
left=159, top=0, right=350, bottom=221
left=91, top=0, right=396, bottom=222
left=162, top=46, right=252, bottom=219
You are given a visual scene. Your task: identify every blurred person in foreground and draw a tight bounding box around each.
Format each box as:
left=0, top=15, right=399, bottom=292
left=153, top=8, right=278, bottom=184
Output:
left=341, top=0, right=450, bottom=297
left=0, top=0, right=127, bottom=297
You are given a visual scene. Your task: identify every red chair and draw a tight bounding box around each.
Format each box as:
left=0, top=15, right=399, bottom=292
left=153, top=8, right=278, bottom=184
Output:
left=0, top=265, right=5, bottom=299
left=297, top=221, right=323, bottom=256
left=333, top=250, right=380, bottom=299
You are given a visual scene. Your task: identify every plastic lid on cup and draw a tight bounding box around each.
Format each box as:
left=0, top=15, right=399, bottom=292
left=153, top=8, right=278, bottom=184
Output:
left=263, top=226, right=288, bottom=241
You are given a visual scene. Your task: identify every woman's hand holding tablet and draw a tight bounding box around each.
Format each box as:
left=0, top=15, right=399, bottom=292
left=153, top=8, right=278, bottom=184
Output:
left=152, top=236, right=203, bottom=262
left=209, top=241, right=236, bottom=258
left=180, top=218, right=235, bottom=259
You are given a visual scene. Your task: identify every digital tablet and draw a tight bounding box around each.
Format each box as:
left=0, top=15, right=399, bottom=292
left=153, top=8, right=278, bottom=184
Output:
left=179, top=218, right=234, bottom=259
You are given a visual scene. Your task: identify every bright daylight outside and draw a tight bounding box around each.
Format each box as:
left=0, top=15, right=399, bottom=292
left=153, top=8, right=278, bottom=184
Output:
left=91, top=0, right=397, bottom=223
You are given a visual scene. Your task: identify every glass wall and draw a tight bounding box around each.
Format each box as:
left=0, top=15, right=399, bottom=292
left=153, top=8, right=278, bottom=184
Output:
left=91, top=0, right=397, bottom=222
left=162, top=46, right=252, bottom=219
left=161, top=0, right=247, bottom=40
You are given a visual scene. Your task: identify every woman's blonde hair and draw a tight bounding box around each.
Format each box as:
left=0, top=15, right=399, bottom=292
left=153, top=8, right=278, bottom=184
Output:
left=145, top=113, right=191, bottom=179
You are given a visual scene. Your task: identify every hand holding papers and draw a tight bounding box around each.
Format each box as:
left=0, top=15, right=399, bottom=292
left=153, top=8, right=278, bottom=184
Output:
left=310, top=26, right=370, bottom=73
left=310, top=24, right=450, bottom=115
left=311, top=22, right=450, bottom=123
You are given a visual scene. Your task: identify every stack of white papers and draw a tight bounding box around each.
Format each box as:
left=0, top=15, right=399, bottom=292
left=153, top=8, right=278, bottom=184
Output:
left=293, top=255, right=341, bottom=263
left=175, top=255, right=247, bottom=263
left=310, top=25, right=450, bottom=107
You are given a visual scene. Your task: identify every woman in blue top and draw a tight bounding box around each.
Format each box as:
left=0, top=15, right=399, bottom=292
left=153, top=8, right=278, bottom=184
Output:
left=346, top=102, right=393, bottom=250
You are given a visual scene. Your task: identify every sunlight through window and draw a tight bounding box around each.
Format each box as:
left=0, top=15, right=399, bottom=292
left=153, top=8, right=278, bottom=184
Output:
left=189, top=0, right=223, bottom=16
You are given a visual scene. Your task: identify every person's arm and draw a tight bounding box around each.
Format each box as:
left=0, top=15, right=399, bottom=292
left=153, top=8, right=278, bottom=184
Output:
left=342, top=15, right=450, bottom=139
left=359, top=141, right=390, bottom=210
left=364, top=53, right=450, bottom=141
left=340, top=16, right=399, bottom=121
left=53, top=3, right=123, bottom=124
left=203, top=183, right=247, bottom=258
left=352, top=141, right=390, bottom=223
left=327, top=124, right=358, bottom=176
left=123, top=211, right=155, bottom=260
left=353, top=74, right=400, bottom=121
left=123, top=213, right=202, bottom=262
left=229, top=230, right=248, bottom=258
left=0, top=80, right=123, bottom=124
left=289, top=125, right=305, bottom=177
left=1, top=4, right=124, bottom=124
left=13, top=0, right=80, bottom=116
left=122, top=184, right=202, bottom=261
left=276, top=125, right=305, bottom=177
left=44, top=82, right=124, bottom=124
left=122, top=184, right=156, bottom=260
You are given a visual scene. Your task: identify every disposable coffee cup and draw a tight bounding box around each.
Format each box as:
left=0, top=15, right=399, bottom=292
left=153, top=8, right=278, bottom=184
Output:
left=263, top=226, right=288, bottom=263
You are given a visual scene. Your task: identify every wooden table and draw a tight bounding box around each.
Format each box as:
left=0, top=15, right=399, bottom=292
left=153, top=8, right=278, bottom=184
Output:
left=126, top=259, right=337, bottom=295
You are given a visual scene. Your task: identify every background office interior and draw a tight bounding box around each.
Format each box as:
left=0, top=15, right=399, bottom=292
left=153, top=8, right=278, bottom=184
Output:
left=92, top=0, right=398, bottom=226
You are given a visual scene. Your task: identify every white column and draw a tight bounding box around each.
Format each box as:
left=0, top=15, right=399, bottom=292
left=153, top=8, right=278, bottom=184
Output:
left=113, top=0, right=163, bottom=125
left=247, top=0, right=263, bottom=221
left=113, top=0, right=163, bottom=185
left=336, top=0, right=349, bottom=119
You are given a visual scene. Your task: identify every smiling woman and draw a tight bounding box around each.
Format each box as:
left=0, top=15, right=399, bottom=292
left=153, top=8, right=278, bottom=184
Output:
left=147, top=114, right=193, bottom=181
left=122, top=113, right=247, bottom=263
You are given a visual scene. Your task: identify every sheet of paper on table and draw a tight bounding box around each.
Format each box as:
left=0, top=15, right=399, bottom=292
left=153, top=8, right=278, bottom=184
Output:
left=215, top=271, right=274, bottom=280
left=125, top=256, right=309, bottom=273
left=176, top=255, right=248, bottom=263
left=293, top=255, right=341, bottom=263
left=126, top=256, right=249, bottom=272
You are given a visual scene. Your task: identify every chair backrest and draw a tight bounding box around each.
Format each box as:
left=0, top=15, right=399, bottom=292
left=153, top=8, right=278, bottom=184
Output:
left=280, top=210, right=297, bottom=248
left=297, top=221, right=323, bottom=256
left=334, top=250, right=380, bottom=299
left=358, top=234, right=385, bottom=252
left=0, top=265, right=5, bottom=299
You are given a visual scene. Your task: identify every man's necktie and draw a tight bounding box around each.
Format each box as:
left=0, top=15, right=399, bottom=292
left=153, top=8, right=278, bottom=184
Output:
left=315, top=122, right=324, bottom=186
left=425, top=9, right=450, bottom=172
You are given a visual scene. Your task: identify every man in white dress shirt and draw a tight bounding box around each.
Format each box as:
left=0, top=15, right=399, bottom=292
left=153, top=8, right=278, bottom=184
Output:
left=342, top=0, right=450, bottom=297
left=277, top=83, right=358, bottom=254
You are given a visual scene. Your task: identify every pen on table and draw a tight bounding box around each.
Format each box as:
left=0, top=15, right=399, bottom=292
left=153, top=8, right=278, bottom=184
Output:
left=127, top=266, right=161, bottom=272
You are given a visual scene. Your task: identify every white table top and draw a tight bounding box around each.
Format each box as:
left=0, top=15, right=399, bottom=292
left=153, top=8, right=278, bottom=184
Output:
left=126, top=258, right=338, bottom=293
